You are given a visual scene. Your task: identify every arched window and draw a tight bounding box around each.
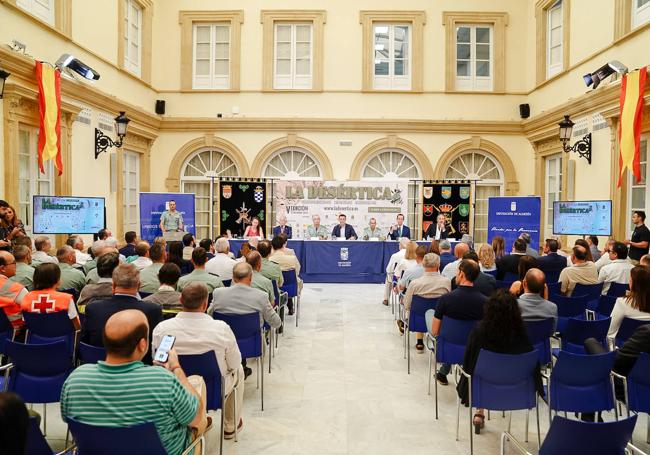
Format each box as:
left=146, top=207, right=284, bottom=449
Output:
left=261, top=147, right=323, bottom=179
left=444, top=150, right=504, bottom=244
left=180, top=148, right=239, bottom=239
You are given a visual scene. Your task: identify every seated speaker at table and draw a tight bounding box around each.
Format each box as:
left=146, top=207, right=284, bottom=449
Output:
left=306, top=214, right=329, bottom=239
left=272, top=215, right=292, bottom=239
left=363, top=218, right=383, bottom=240
left=331, top=214, right=357, bottom=240
left=388, top=213, right=410, bottom=240
left=424, top=214, right=450, bottom=240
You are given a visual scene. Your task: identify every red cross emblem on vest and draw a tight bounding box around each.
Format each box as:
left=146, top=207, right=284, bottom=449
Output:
left=31, top=294, right=56, bottom=314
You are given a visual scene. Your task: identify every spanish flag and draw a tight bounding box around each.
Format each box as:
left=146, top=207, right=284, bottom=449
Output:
left=35, top=61, right=62, bottom=175
left=618, top=67, right=647, bottom=187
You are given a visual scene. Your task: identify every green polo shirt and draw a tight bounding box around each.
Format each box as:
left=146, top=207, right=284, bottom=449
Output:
left=306, top=225, right=329, bottom=238
left=363, top=227, right=383, bottom=239
left=61, top=361, right=198, bottom=455
left=177, top=268, right=223, bottom=293
left=139, top=263, right=164, bottom=293
left=9, top=262, right=34, bottom=291
left=252, top=271, right=274, bottom=304
left=58, top=263, right=86, bottom=292
left=85, top=267, right=100, bottom=284
left=160, top=210, right=184, bottom=231
left=260, top=258, right=283, bottom=287
left=83, top=258, right=97, bottom=275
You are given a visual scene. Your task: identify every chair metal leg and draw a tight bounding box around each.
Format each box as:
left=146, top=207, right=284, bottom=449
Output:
left=407, top=329, right=411, bottom=374
left=43, top=403, right=47, bottom=436
left=428, top=349, right=432, bottom=396
left=488, top=410, right=491, bottom=421
left=646, top=415, right=649, bottom=444
left=434, top=357, right=439, bottom=419
left=469, top=403, right=474, bottom=455
left=295, top=296, right=300, bottom=327
left=508, top=411, right=513, bottom=432
left=455, top=397, right=461, bottom=441
left=261, top=355, right=264, bottom=411
left=268, top=331, right=273, bottom=374
left=256, top=357, right=260, bottom=389
left=536, top=397, right=541, bottom=449
left=525, top=409, right=529, bottom=443
left=233, top=385, right=238, bottom=442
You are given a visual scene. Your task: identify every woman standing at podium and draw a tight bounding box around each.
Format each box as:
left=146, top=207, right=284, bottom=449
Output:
left=243, top=217, right=264, bottom=239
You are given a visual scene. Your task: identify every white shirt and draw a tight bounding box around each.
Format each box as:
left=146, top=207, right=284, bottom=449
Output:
left=441, top=259, right=461, bottom=280
left=132, top=256, right=153, bottom=271
left=31, top=251, right=58, bottom=264
left=394, top=258, right=416, bottom=279
left=595, top=253, right=612, bottom=272
left=386, top=249, right=406, bottom=274
left=74, top=250, right=91, bottom=266
left=608, top=297, right=650, bottom=337
left=205, top=253, right=237, bottom=280
left=598, top=259, right=634, bottom=294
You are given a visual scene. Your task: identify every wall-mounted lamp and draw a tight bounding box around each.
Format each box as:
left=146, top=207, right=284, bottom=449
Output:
left=558, top=115, right=592, bottom=164
left=0, top=68, right=10, bottom=99
left=95, top=111, right=130, bottom=159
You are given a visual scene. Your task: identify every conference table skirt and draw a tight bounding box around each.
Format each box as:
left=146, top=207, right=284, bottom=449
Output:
left=228, top=239, right=439, bottom=283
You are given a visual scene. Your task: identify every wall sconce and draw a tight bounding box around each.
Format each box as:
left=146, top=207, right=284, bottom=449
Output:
left=0, top=68, right=10, bottom=99
left=95, top=111, right=130, bottom=159
left=558, top=115, right=592, bottom=164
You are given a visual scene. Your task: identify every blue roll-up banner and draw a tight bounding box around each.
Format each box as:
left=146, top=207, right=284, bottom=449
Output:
left=139, top=192, right=196, bottom=243
left=487, top=197, right=542, bottom=252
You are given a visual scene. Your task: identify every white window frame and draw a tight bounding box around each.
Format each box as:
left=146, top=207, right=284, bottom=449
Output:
left=627, top=136, right=649, bottom=233
left=633, top=0, right=650, bottom=28
left=545, top=154, right=563, bottom=239
left=18, top=127, right=54, bottom=234
left=547, top=0, right=564, bottom=78
left=122, top=151, right=140, bottom=235
left=192, top=23, right=231, bottom=90
left=373, top=23, right=412, bottom=91
left=17, top=0, right=55, bottom=26
left=261, top=147, right=323, bottom=180
left=273, top=23, right=313, bottom=90
left=455, top=24, right=493, bottom=91
left=123, top=0, right=142, bottom=77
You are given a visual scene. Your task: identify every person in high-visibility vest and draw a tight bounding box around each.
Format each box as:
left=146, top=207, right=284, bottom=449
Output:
left=0, top=251, right=28, bottom=328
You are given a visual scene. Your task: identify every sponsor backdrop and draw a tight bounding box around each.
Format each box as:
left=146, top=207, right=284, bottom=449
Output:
left=273, top=180, right=409, bottom=239
left=218, top=180, right=267, bottom=237
left=139, top=192, right=196, bottom=243
left=487, top=196, right=542, bottom=252
left=421, top=183, right=471, bottom=240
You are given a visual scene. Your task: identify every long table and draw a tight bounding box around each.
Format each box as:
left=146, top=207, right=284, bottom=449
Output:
left=227, top=239, right=455, bottom=284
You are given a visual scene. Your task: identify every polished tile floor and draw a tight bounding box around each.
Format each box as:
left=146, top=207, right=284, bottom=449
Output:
left=43, top=283, right=650, bottom=454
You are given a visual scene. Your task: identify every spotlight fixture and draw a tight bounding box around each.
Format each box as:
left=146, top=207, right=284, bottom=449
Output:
left=9, top=39, right=26, bottom=54
left=583, top=60, right=628, bottom=89
left=95, top=111, right=130, bottom=159
left=558, top=115, right=592, bottom=164
left=55, top=53, right=100, bottom=80
left=0, top=68, right=10, bottom=99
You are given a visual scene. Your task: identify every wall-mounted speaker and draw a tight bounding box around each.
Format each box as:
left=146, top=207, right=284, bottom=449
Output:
left=519, top=103, right=530, bottom=119
left=155, top=100, right=166, bottom=115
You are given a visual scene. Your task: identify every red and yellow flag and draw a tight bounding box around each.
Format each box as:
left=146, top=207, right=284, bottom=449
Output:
left=618, top=67, right=647, bottom=187
left=35, top=61, right=62, bottom=175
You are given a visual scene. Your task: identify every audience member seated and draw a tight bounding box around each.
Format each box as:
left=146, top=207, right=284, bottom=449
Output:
left=398, top=245, right=427, bottom=291
left=56, top=246, right=86, bottom=293
left=566, top=238, right=595, bottom=267
left=595, top=239, right=616, bottom=272
left=0, top=392, right=29, bottom=455
left=559, top=245, right=598, bottom=296
left=451, top=252, right=497, bottom=298
left=85, top=245, right=120, bottom=284
left=205, top=238, right=236, bottom=280
left=587, top=235, right=601, bottom=262
left=495, top=238, right=527, bottom=281
left=426, top=259, right=486, bottom=386
left=517, top=268, right=558, bottom=330
left=428, top=240, right=440, bottom=255
left=237, top=242, right=254, bottom=260
left=492, top=235, right=506, bottom=260
left=642, top=254, right=650, bottom=267
left=20, top=263, right=80, bottom=329
left=555, top=237, right=569, bottom=258
left=153, top=283, right=244, bottom=439
left=182, top=233, right=195, bottom=261
left=0, top=251, right=28, bottom=327
left=81, top=264, right=162, bottom=363
left=118, top=231, right=137, bottom=258
left=167, top=241, right=193, bottom=276
left=537, top=238, right=567, bottom=277
left=12, top=235, right=32, bottom=251
left=9, top=245, right=34, bottom=291
left=399, top=253, right=451, bottom=351
left=62, top=309, right=206, bottom=455
left=143, top=263, right=182, bottom=310
left=519, top=233, right=539, bottom=258
left=394, top=241, right=418, bottom=279
left=598, top=241, right=634, bottom=294
left=199, top=238, right=215, bottom=260
left=139, top=244, right=167, bottom=294
left=477, top=244, right=496, bottom=273
left=245, top=251, right=275, bottom=307
left=457, top=290, right=541, bottom=434
left=78, top=253, right=120, bottom=308
left=383, top=237, right=410, bottom=306
left=438, top=239, right=456, bottom=271
left=97, top=228, right=111, bottom=241
left=83, top=240, right=105, bottom=275
left=257, top=240, right=283, bottom=287
left=178, top=247, right=223, bottom=293
left=441, top=242, right=470, bottom=280
left=128, top=242, right=153, bottom=271
left=607, top=266, right=650, bottom=337
left=270, top=235, right=301, bottom=276
left=104, top=237, right=126, bottom=262
left=67, top=236, right=91, bottom=267
left=508, top=256, right=541, bottom=297
left=31, top=236, right=58, bottom=266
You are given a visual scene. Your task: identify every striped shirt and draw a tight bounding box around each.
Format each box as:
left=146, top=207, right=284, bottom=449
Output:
left=61, top=361, right=198, bottom=455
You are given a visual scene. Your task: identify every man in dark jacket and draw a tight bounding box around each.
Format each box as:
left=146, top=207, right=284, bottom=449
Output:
left=537, top=238, right=567, bottom=279
left=496, top=238, right=528, bottom=280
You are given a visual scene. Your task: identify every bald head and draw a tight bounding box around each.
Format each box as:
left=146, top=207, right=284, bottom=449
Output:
left=233, top=262, right=253, bottom=284
left=103, top=310, right=149, bottom=360
left=245, top=251, right=262, bottom=271
left=0, top=251, right=16, bottom=278
left=455, top=242, right=470, bottom=259
left=523, top=268, right=546, bottom=295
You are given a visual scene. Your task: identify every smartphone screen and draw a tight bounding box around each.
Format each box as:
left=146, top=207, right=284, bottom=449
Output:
left=154, top=335, right=175, bottom=363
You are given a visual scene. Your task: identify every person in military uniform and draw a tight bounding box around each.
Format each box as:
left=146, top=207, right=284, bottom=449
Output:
left=363, top=218, right=383, bottom=240
left=159, top=200, right=184, bottom=233
left=306, top=214, right=329, bottom=239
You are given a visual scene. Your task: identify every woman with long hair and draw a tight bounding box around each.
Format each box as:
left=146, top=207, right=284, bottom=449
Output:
left=574, top=238, right=594, bottom=262
left=394, top=241, right=418, bottom=278
left=1, top=205, right=26, bottom=246
left=608, top=266, right=650, bottom=337
left=167, top=241, right=193, bottom=275
left=428, top=239, right=440, bottom=255
left=457, top=290, right=541, bottom=434
left=0, top=392, right=30, bottom=455
left=492, top=236, right=506, bottom=260
left=243, top=217, right=264, bottom=239
left=509, top=256, right=547, bottom=298
left=478, top=244, right=496, bottom=272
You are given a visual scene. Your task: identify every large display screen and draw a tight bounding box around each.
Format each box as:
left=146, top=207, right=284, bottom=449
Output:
left=33, top=196, right=105, bottom=234
left=553, top=200, right=612, bottom=236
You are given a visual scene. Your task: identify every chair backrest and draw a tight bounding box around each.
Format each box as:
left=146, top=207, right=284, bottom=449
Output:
left=408, top=296, right=438, bottom=333
left=596, top=295, right=617, bottom=317
left=213, top=312, right=262, bottom=358
left=504, top=272, right=519, bottom=282
left=627, top=352, right=650, bottom=414
left=222, top=279, right=232, bottom=287
left=546, top=281, right=562, bottom=297
left=26, top=416, right=54, bottom=455
left=0, top=309, right=14, bottom=355
left=22, top=311, right=76, bottom=355
left=573, top=282, right=604, bottom=300
left=138, top=291, right=152, bottom=299
left=483, top=269, right=497, bottom=277
left=472, top=349, right=539, bottom=411
left=549, top=350, right=616, bottom=413
left=562, top=317, right=610, bottom=354
left=495, top=280, right=514, bottom=289
left=615, top=318, right=650, bottom=348
left=77, top=342, right=106, bottom=364
left=545, top=271, right=561, bottom=284
left=524, top=318, right=554, bottom=366
left=178, top=351, right=223, bottom=411
left=539, top=415, right=637, bottom=455
left=272, top=280, right=280, bottom=306
left=66, top=418, right=167, bottom=455
left=551, top=294, right=590, bottom=318
left=606, top=282, right=629, bottom=298
left=436, top=318, right=479, bottom=365
left=280, top=270, right=298, bottom=297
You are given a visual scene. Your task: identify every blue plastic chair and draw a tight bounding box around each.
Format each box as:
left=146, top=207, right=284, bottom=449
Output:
left=524, top=318, right=555, bottom=367
left=546, top=282, right=562, bottom=298
left=573, top=282, right=604, bottom=300
left=607, top=282, right=629, bottom=298
left=222, top=279, right=232, bottom=287
left=427, top=317, right=479, bottom=419
left=26, top=415, right=74, bottom=455
left=504, top=272, right=519, bottom=282
left=77, top=342, right=106, bottom=364
left=553, top=317, right=610, bottom=354
left=457, top=349, right=540, bottom=455
left=0, top=309, right=17, bottom=359
left=271, top=280, right=287, bottom=349
left=544, top=271, right=561, bottom=284
left=22, top=310, right=78, bottom=357
left=587, top=295, right=617, bottom=318
left=4, top=340, right=73, bottom=436
left=213, top=311, right=265, bottom=410
left=625, top=352, right=650, bottom=444
left=549, top=294, right=590, bottom=334
left=615, top=318, right=650, bottom=348
left=179, top=351, right=238, bottom=452
left=404, top=296, right=438, bottom=374
left=138, top=291, right=153, bottom=299
left=280, top=269, right=300, bottom=327
left=495, top=280, right=514, bottom=289
left=500, top=415, right=639, bottom=455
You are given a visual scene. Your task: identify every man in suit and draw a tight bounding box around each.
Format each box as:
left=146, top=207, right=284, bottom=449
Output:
left=537, top=238, right=567, bottom=278
left=118, top=231, right=137, bottom=258
left=81, top=263, right=162, bottom=364
left=424, top=214, right=450, bottom=241
left=331, top=214, right=357, bottom=240
left=495, top=238, right=528, bottom=280
left=451, top=251, right=497, bottom=297
left=272, top=215, right=292, bottom=239
left=388, top=213, right=410, bottom=240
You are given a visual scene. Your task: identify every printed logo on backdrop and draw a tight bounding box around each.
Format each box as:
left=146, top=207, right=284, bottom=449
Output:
left=423, top=187, right=433, bottom=200
left=390, top=187, right=403, bottom=205
left=458, top=204, right=470, bottom=217
left=441, top=187, right=452, bottom=199
left=423, top=205, right=434, bottom=216
left=254, top=186, right=264, bottom=203
left=460, top=187, right=470, bottom=200
left=222, top=185, right=232, bottom=199
left=338, top=247, right=351, bottom=267
left=487, top=197, right=541, bottom=252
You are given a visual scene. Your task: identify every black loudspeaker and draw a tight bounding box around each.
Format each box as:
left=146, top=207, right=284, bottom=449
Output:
left=155, top=100, right=166, bottom=115
left=519, top=103, right=530, bottom=119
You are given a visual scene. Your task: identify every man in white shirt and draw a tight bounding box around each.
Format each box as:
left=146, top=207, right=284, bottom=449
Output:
left=383, top=237, right=410, bottom=306
left=441, top=242, right=470, bottom=280
left=31, top=236, right=58, bottom=265
left=205, top=237, right=237, bottom=280
left=598, top=241, right=634, bottom=294
left=67, top=236, right=91, bottom=267
left=595, top=239, right=616, bottom=272
left=152, top=282, right=244, bottom=438
left=131, top=242, right=153, bottom=271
